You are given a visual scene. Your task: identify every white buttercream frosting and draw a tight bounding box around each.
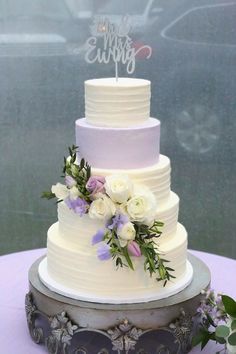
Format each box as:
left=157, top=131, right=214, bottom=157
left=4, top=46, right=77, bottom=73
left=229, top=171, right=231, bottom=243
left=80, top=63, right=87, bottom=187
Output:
left=46, top=222, right=189, bottom=302
left=43, top=76, right=193, bottom=303
left=85, top=78, right=150, bottom=127
left=57, top=193, right=179, bottom=245
left=91, top=154, right=171, bottom=204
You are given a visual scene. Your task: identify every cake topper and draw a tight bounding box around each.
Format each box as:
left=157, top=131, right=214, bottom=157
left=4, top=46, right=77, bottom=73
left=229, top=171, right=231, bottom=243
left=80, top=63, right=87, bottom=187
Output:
left=85, top=16, right=152, bottom=80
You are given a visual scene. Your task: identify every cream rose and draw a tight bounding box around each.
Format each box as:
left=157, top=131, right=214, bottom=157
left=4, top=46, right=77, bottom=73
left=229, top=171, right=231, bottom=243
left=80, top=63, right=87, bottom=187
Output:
left=117, top=222, right=136, bottom=247
left=89, top=194, right=116, bottom=221
left=126, top=185, right=157, bottom=225
left=51, top=183, right=69, bottom=200
left=105, top=174, right=133, bottom=203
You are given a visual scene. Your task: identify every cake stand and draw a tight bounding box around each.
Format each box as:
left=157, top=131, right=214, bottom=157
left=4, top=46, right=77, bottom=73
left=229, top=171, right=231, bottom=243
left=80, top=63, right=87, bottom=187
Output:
left=25, top=253, right=210, bottom=354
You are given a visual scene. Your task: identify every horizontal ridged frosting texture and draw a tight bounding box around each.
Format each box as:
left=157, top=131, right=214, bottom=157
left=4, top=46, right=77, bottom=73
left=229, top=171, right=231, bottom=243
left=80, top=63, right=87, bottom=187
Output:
left=46, top=222, right=188, bottom=300
left=76, top=118, right=160, bottom=169
left=85, top=77, right=150, bottom=127
left=57, top=192, right=179, bottom=245
left=91, top=155, right=171, bottom=204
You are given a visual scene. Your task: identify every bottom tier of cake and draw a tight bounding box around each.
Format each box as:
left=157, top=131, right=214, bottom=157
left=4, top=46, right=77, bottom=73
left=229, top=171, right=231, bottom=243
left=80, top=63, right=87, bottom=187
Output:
left=40, top=223, right=193, bottom=304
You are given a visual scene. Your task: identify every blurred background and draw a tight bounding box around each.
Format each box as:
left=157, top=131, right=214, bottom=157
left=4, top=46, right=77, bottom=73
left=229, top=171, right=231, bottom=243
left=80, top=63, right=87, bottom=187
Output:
left=0, top=0, right=235, bottom=258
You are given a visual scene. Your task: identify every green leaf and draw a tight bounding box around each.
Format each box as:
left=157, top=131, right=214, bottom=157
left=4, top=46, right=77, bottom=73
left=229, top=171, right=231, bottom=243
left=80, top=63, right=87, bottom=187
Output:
left=192, top=330, right=208, bottom=347
left=116, top=257, right=123, bottom=268
left=41, top=191, right=55, bottom=200
left=231, top=320, right=236, bottom=331
left=159, top=266, right=167, bottom=280
left=222, top=295, right=236, bottom=317
left=215, top=336, right=226, bottom=344
left=123, top=246, right=134, bottom=271
left=168, top=274, right=176, bottom=279
left=68, top=146, right=73, bottom=156
left=71, top=154, right=76, bottom=164
left=228, top=332, right=236, bottom=346
left=147, top=253, right=155, bottom=272
left=80, top=158, right=85, bottom=169
left=206, top=314, right=216, bottom=328
left=201, top=332, right=211, bottom=350
left=165, top=267, right=175, bottom=272
left=215, top=325, right=230, bottom=339
left=87, top=166, right=91, bottom=179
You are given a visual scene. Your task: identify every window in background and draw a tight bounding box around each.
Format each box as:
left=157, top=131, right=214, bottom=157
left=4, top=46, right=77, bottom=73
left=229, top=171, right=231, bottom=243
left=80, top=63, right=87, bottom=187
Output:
left=0, top=0, right=235, bottom=258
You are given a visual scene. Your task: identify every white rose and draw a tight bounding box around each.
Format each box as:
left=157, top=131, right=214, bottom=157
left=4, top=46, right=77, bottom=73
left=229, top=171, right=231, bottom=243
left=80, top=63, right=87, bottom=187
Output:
left=89, top=194, right=116, bottom=221
left=117, top=222, right=136, bottom=247
left=105, top=174, right=133, bottom=203
left=51, top=183, right=69, bottom=200
left=126, top=185, right=157, bottom=225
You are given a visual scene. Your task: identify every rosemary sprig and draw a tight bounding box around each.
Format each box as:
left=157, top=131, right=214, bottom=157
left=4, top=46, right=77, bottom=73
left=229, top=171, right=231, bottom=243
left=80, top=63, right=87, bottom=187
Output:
left=41, top=191, right=55, bottom=200
left=105, top=230, right=134, bottom=270
left=104, top=219, right=175, bottom=285
left=41, top=145, right=92, bottom=202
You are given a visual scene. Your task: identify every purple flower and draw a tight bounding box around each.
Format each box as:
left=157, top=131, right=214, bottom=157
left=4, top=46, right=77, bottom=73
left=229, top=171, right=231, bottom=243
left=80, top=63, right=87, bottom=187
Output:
left=65, top=197, right=89, bottom=216
left=86, top=176, right=105, bottom=196
left=92, top=229, right=105, bottom=245
left=128, top=241, right=141, bottom=257
left=97, top=242, right=112, bottom=261
left=107, top=213, right=129, bottom=231
left=65, top=175, right=76, bottom=188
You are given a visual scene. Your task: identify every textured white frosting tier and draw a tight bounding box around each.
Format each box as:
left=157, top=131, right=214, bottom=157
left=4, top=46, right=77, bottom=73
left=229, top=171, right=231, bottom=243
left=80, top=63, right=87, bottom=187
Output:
left=46, top=222, right=190, bottom=303
left=85, top=78, right=150, bottom=127
left=92, top=154, right=171, bottom=204
left=57, top=192, right=179, bottom=243
left=39, top=257, right=193, bottom=304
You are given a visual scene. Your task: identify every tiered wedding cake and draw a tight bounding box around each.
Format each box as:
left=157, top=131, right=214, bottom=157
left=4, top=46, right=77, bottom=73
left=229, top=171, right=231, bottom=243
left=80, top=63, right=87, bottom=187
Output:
left=39, top=77, right=193, bottom=304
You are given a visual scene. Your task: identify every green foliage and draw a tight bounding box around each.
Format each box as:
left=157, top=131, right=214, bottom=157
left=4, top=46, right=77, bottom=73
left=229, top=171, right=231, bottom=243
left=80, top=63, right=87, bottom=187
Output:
left=107, top=220, right=174, bottom=284
left=228, top=332, right=236, bottom=346
left=215, top=325, right=230, bottom=339
left=42, top=145, right=91, bottom=203
left=192, top=291, right=236, bottom=352
left=231, top=320, right=236, bottom=331
left=63, top=146, right=91, bottom=201
left=222, top=295, right=236, bottom=317
left=41, top=191, right=55, bottom=200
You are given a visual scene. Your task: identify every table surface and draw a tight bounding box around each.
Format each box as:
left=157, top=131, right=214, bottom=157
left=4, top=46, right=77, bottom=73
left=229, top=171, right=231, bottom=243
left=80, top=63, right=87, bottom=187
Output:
left=0, top=248, right=235, bottom=354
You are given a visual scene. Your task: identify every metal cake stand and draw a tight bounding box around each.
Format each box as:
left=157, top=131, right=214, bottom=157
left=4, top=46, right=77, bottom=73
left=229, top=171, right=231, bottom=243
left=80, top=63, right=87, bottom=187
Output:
left=25, top=253, right=210, bottom=354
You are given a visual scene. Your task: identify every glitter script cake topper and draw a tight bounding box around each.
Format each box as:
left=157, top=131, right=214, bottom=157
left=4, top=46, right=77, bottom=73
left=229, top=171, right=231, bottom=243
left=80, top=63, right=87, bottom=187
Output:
left=85, top=16, right=152, bottom=80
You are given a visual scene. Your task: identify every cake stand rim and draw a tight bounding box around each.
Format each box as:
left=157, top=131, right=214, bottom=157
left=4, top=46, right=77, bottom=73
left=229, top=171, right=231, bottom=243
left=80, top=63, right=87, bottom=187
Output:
left=28, top=252, right=210, bottom=311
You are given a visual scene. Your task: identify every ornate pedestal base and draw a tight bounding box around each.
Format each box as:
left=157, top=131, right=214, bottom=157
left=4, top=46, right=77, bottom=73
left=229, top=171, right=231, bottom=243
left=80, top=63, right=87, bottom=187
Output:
left=25, top=253, right=210, bottom=354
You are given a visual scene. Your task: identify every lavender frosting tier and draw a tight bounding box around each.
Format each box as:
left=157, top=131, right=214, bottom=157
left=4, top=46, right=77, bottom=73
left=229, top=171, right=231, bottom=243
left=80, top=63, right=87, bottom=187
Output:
left=75, top=118, right=160, bottom=169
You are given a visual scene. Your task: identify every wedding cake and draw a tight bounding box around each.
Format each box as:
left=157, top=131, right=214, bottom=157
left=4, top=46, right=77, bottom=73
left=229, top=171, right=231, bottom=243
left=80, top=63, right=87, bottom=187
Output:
left=39, top=77, right=193, bottom=304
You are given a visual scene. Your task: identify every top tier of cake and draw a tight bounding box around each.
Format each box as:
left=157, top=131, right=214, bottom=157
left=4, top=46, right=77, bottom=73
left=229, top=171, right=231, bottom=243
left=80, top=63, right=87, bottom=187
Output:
left=85, top=78, right=150, bottom=127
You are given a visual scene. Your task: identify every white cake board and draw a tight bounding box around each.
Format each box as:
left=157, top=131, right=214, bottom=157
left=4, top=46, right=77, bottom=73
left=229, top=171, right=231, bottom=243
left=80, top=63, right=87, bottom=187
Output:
left=38, top=257, right=193, bottom=304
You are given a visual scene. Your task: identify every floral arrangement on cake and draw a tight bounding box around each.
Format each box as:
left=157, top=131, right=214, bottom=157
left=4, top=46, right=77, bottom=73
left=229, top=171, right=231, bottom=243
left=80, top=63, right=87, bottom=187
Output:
left=42, top=146, right=175, bottom=284
left=193, top=290, right=236, bottom=353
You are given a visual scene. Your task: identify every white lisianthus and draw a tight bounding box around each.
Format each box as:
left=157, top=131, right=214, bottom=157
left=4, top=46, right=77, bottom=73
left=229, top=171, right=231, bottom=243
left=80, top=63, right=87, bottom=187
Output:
left=89, top=194, right=116, bottom=221
left=117, top=222, right=136, bottom=247
left=105, top=174, right=133, bottom=204
left=126, top=185, right=157, bottom=226
left=51, top=183, right=69, bottom=200
left=69, top=186, right=81, bottom=200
